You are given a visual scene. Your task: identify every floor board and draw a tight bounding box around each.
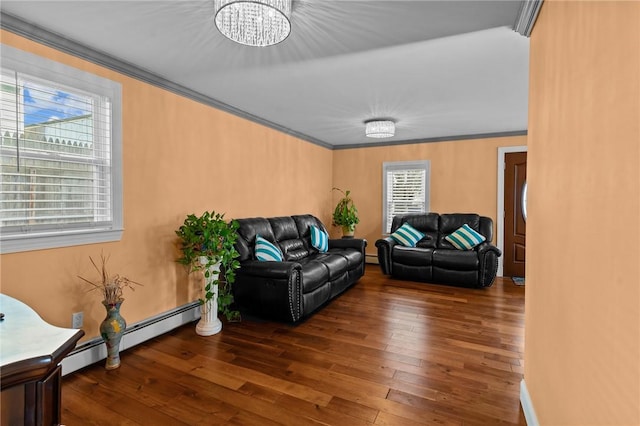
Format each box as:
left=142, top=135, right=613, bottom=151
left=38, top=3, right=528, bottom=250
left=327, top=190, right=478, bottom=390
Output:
left=62, top=267, right=527, bottom=425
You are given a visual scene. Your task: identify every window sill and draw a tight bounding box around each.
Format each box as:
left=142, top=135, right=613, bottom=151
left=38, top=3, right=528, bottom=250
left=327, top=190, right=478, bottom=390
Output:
left=0, top=228, right=124, bottom=254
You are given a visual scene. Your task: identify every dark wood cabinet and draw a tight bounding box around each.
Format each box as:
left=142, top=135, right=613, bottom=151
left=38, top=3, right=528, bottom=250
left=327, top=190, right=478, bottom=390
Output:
left=1, top=294, right=84, bottom=426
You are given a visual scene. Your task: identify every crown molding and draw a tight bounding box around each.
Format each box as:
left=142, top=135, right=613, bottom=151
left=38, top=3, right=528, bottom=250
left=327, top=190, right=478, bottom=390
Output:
left=513, top=0, right=544, bottom=37
left=333, top=130, right=528, bottom=150
left=0, top=12, right=332, bottom=150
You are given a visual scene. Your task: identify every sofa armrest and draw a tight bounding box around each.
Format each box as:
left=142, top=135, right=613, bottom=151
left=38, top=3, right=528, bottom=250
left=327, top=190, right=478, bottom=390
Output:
left=329, top=238, right=367, bottom=252
left=238, top=260, right=302, bottom=279
left=235, top=260, right=303, bottom=322
left=475, top=242, right=501, bottom=287
left=375, top=237, right=397, bottom=275
left=476, top=242, right=502, bottom=257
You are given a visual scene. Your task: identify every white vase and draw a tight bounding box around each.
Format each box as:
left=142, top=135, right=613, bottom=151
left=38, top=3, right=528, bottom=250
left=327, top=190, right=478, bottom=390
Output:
left=195, top=256, right=222, bottom=336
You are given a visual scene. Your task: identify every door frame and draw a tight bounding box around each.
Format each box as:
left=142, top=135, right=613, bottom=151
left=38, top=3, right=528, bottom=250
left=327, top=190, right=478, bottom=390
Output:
left=496, top=145, right=528, bottom=277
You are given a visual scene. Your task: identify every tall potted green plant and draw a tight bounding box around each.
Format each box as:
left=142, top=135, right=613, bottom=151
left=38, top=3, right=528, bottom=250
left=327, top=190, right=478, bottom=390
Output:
left=332, top=188, right=359, bottom=237
left=176, top=211, right=241, bottom=336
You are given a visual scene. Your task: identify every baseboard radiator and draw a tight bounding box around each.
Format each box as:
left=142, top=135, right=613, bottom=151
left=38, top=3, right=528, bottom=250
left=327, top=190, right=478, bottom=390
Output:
left=365, top=254, right=379, bottom=265
left=61, top=301, right=201, bottom=376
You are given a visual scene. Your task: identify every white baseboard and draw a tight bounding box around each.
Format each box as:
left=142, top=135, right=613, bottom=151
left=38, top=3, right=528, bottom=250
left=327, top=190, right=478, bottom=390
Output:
left=61, top=301, right=201, bottom=375
left=520, top=379, right=540, bottom=425
left=365, top=254, right=379, bottom=264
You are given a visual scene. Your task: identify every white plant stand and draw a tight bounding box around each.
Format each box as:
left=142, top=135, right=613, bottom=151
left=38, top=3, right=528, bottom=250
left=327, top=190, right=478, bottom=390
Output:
left=195, top=256, right=222, bottom=336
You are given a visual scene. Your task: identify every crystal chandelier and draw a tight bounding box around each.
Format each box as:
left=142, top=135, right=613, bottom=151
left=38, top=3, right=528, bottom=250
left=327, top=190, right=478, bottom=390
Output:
left=214, top=0, right=292, bottom=47
left=365, top=120, right=396, bottom=138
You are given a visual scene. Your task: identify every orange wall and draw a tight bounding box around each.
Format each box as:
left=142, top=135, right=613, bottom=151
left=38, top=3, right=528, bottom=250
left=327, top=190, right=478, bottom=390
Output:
left=332, top=136, right=527, bottom=255
left=0, top=31, right=333, bottom=341
left=526, top=1, right=640, bottom=424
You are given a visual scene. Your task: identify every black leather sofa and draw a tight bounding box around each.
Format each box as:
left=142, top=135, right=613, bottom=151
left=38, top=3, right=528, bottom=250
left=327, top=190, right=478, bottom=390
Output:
left=233, top=214, right=366, bottom=322
left=375, top=213, right=501, bottom=288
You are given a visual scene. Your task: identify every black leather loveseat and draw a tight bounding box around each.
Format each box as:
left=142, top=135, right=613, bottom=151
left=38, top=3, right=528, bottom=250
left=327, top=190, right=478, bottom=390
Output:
left=233, top=214, right=366, bottom=322
left=375, top=213, right=501, bottom=288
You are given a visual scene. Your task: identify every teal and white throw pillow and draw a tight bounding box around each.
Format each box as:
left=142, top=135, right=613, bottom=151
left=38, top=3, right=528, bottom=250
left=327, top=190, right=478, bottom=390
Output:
left=255, top=235, right=283, bottom=261
left=390, top=222, right=425, bottom=247
left=310, top=225, right=329, bottom=252
left=445, top=224, right=486, bottom=250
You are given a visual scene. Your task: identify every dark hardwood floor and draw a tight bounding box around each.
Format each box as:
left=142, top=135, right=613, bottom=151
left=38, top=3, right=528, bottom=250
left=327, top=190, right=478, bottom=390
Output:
left=62, top=267, right=526, bottom=425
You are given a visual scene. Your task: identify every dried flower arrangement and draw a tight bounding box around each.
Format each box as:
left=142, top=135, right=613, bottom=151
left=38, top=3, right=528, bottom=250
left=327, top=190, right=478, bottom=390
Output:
left=78, top=252, right=142, bottom=305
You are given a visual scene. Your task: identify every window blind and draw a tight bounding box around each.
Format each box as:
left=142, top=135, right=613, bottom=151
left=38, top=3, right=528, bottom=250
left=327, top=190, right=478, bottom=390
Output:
left=1, top=68, right=113, bottom=238
left=383, top=161, right=430, bottom=233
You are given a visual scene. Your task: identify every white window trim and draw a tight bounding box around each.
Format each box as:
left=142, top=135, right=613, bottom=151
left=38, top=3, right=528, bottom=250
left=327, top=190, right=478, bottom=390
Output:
left=382, top=160, right=431, bottom=235
left=0, top=44, right=123, bottom=254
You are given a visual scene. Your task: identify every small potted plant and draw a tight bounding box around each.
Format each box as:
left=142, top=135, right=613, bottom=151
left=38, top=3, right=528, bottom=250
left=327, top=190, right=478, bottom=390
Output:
left=78, top=252, right=141, bottom=370
left=332, top=188, right=360, bottom=237
left=175, top=210, right=241, bottom=336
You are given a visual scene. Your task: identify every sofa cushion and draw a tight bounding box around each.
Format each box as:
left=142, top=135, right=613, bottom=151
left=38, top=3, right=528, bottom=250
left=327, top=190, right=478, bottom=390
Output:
left=269, top=216, right=300, bottom=241
left=313, top=253, right=349, bottom=280
left=310, top=225, right=328, bottom=252
left=391, top=213, right=438, bottom=248
left=432, top=249, right=479, bottom=270
left=235, top=217, right=277, bottom=261
left=328, top=247, right=363, bottom=269
left=392, top=263, right=433, bottom=282
left=279, top=239, right=309, bottom=261
left=445, top=224, right=486, bottom=250
left=293, top=214, right=329, bottom=253
left=416, top=238, right=437, bottom=249
left=268, top=216, right=309, bottom=261
left=438, top=214, right=481, bottom=249
left=392, top=246, right=434, bottom=267
left=390, top=222, right=425, bottom=247
left=298, top=258, right=330, bottom=293
left=293, top=214, right=323, bottom=234
left=302, top=283, right=332, bottom=313
left=255, top=235, right=283, bottom=262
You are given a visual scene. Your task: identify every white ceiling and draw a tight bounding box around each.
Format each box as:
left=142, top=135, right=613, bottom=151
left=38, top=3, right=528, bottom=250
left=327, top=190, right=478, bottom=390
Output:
left=0, top=1, right=530, bottom=148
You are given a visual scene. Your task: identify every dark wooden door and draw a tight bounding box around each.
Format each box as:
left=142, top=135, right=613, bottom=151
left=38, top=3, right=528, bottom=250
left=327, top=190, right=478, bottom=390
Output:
left=504, top=152, right=527, bottom=277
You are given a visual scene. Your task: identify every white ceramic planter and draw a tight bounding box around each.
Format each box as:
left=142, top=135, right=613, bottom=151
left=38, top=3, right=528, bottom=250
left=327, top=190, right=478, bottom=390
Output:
left=195, top=256, right=222, bottom=336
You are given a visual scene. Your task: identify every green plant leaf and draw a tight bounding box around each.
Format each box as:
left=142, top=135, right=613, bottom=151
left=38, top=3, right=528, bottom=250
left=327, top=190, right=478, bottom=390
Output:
left=332, top=188, right=360, bottom=227
left=175, top=210, right=241, bottom=321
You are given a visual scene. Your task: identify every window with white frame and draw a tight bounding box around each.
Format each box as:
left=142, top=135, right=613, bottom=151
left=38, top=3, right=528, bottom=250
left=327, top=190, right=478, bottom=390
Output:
left=0, top=45, right=122, bottom=253
left=382, top=160, right=430, bottom=233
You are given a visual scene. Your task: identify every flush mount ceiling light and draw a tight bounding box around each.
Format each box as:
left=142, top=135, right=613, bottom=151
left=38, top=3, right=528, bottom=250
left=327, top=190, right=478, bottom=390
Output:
left=214, top=0, right=292, bottom=47
left=365, top=120, right=396, bottom=138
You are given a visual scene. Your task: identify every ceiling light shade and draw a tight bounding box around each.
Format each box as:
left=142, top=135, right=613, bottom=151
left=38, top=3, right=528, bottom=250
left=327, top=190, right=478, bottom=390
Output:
left=214, top=0, right=292, bottom=47
left=365, top=120, right=395, bottom=138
